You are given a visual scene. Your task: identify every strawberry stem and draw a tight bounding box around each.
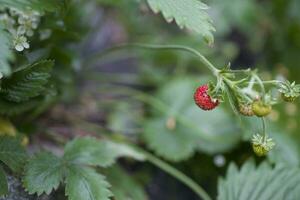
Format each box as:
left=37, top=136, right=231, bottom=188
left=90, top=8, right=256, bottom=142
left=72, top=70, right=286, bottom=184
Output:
left=261, top=117, right=267, bottom=142
left=85, top=43, right=220, bottom=76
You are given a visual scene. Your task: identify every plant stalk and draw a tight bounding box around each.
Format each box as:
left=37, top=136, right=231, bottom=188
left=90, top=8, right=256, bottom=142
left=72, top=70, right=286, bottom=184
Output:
left=85, top=43, right=220, bottom=76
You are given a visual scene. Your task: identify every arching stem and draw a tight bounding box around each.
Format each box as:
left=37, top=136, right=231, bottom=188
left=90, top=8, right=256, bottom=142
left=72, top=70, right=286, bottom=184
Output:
left=84, top=43, right=220, bottom=76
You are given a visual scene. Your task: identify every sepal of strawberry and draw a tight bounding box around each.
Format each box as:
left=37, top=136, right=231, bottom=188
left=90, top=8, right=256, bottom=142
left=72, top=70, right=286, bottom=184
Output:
left=278, top=81, right=300, bottom=102
left=252, top=134, right=275, bottom=156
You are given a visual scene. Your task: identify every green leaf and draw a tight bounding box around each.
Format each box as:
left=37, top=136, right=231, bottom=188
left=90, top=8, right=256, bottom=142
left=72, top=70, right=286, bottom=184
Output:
left=65, top=166, right=112, bottom=200
left=24, top=137, right=143, bottom=198
left=143, top=117, right=198, bottom=161
left=0, top=97, right=40, bottom=116
left=105, top=165, right=147, bottom=200
left=0, top=137, right=27, bottom=173
left=0, top=25, right=14, bottom=77
left=0, top=166, right=8, bottom=197
left=0, top=60, right=54, bottom=103
left=217, top=159, right=300, bottom=200
left=0, top=0, right=64, bottom=12
left=23, top=152, right=64, bottom=195
left=143, top=77, right=240, bottom=161
left=64, top=137, right=145, bottom=167
left=146, top=0, right=215, bottom=44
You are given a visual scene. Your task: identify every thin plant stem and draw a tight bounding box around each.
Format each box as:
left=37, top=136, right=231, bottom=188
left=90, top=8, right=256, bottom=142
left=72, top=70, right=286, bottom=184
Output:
left=136, top=147, right=212, bottom=200
left=261, top=117, right=267, bottom=142
left=84, top=43, right=220, bottom=76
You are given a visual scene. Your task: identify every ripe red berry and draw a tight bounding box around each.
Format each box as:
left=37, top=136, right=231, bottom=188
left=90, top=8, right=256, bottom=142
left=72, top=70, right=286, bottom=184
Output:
left=194, top=84, right=219, bottom=110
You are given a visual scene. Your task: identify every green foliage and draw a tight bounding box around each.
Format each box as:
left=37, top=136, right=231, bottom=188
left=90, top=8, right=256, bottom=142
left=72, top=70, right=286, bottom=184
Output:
left=218, top=159, right=300, bottom=200
left=0, top=25, right=13, bottom=77
left=146, top=0, right=215, bottom=44
left=0, top=137, right=27, bottom=197
left=0, top=60, right=54, bottom=103
left=105, top=165, right=147, bottom=200
left=65, top=166, right=112, bottom=200
left=0, top=166, right=8, bottom=196
left=0, top=137, right=27, bottom=173
left=64, top=137, right=145, bottom=167
left=24, top=137, right=145, bottom=199
left=143, top=77, right=240, bottom=161
left=0, top=97, right=39, bottom=116
left=0, top=0, right=64, bottom=12
left=23, top=152, right=64, bottom=195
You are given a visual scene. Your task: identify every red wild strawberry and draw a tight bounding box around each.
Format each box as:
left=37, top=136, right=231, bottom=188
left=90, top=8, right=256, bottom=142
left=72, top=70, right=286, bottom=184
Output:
left=194, top=84, right=219, bottom=110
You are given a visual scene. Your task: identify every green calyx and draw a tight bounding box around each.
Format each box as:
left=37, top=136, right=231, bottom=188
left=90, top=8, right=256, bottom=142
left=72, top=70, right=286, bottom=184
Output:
left=252, top=134, right=275, bottom=156
left=278, top=81, right=300, bottom=102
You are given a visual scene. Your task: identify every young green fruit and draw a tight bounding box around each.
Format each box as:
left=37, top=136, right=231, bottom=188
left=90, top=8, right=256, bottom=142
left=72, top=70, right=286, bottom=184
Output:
left=252, top=101, right=272, bottom=117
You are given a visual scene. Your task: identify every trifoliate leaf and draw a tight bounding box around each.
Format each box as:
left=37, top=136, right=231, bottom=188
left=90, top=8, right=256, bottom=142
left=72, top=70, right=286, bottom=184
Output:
left=0, top=137, right=27, bottom=173
left=146, top=0, right=215, bottom=44
left=65, top=166, right=112, bottom=200
left=0, top=166, right=8, bottom=196
left=0, top=25, right=14, bottom=77
left=23, top=152, right=64, bottom=195
left=0, top=60, right=54, bottom=103
left=104, top=165, right=147, bottom=200
left=217, top=159, right=300, bottom=200
left=64, top=137, right=145, bottom=167
left=143, top=78, right=240, bottom=161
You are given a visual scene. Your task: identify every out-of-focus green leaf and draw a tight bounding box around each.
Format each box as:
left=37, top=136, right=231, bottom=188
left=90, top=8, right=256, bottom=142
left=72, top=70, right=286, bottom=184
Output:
left=0, top=0, right=64, bottom=12
left=64, top=137, right=145, bottom=168
left=0, top=166, right=8, bottom=197
left=105, top=165, right=147, bottom=200
left=0, top=25, right=13, bottom=77
left=0, top=137, right=27, bottom=173
left=143, top=77, right=240, bottom=161
left=146, top=0, right=215, bottom=44
left=218, top=159, right=300, bottom=200
left=0, top=97, right=39, bottom=116
left=0, top=60, right=53, bottom=103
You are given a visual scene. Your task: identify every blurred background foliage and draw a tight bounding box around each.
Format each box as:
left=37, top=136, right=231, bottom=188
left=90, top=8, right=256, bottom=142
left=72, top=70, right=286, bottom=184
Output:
left=1, top=0, right=300, bottom=199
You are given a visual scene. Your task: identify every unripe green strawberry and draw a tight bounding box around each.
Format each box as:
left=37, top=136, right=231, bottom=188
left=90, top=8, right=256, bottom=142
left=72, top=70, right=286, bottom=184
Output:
left=239, top=104, right=254, bottom=116
left=252, top=143, right=268, bottom=156
left=252, top=101, right=272, bottom=117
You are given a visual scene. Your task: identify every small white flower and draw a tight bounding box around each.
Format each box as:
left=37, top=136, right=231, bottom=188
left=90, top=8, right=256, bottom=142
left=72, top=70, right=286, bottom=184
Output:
left=17, top=10, right=40, bottom=37
left=13, top=34, right=30, bottom=52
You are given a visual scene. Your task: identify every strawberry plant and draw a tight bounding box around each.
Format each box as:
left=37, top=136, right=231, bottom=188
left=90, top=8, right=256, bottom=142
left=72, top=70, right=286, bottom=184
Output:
left=0, top=0, right=300, bottom=200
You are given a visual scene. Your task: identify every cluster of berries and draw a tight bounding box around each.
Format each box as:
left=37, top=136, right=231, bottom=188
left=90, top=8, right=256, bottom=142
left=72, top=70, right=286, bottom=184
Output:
left=194, top=81, right=299, bottom=156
